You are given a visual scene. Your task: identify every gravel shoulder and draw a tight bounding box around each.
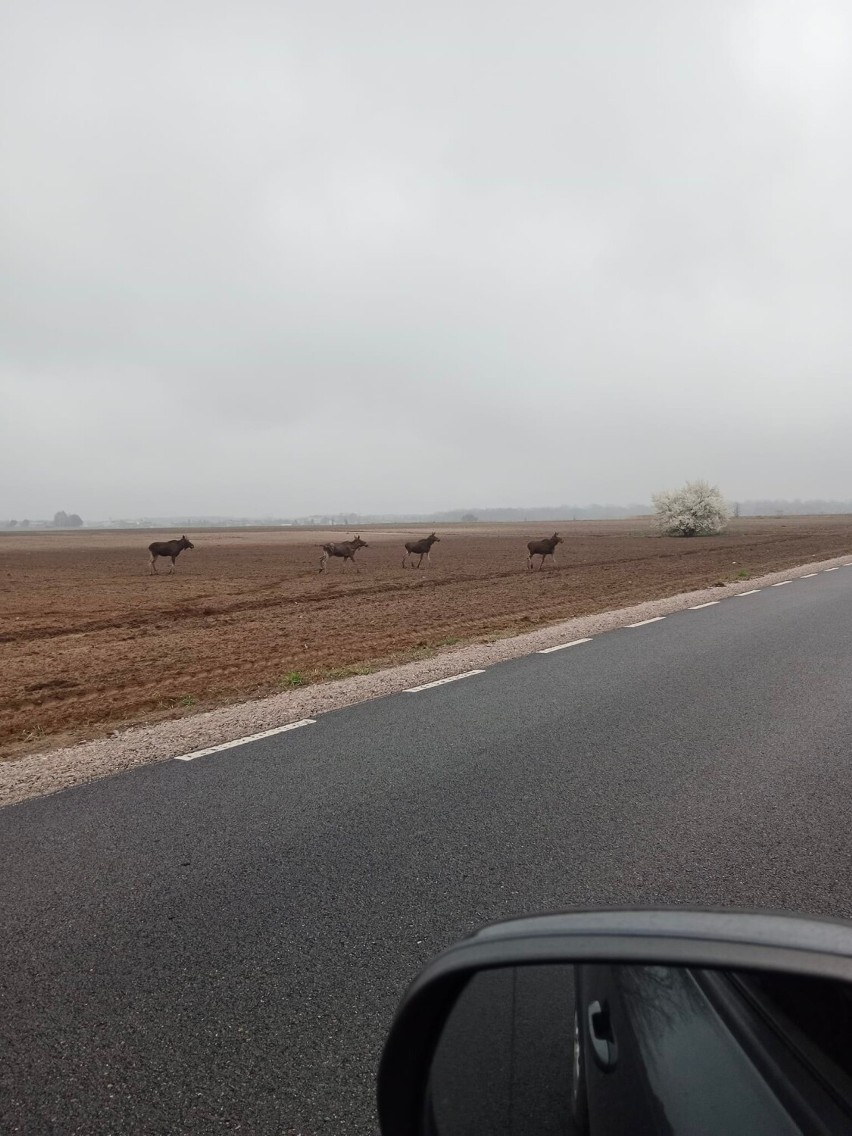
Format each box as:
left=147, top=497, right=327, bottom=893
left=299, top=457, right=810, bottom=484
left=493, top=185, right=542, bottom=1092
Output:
left=2, top=552, right=848, bottom=808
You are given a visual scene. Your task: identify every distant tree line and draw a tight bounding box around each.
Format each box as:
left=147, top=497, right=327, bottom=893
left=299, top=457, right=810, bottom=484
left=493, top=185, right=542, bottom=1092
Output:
left=732, top=500, right=852, bottom=516
left=53, top=511, right=83, bottom=527
left=296, top=500, right=852, bottom=525
left=1, top=512, right=83, bottom=529
left=291, top=504, right=653, bottom=525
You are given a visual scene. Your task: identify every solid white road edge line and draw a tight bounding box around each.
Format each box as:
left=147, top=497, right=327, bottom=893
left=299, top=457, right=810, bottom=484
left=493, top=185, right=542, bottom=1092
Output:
left=628, top=617, right=666, bottom=627
left=538, top=638, right=593, bottom=653
left=174, top=719, right=316, bottom=761
left=689, top=601, right=720, bottom=609
left=405, top=670, right=485, bottom=693
left=771, top=581, right=791, bottom=587
left=736, top=589, right=761, bottom=596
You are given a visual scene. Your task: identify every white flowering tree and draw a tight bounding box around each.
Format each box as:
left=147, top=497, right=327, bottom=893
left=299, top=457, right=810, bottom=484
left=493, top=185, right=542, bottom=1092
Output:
left=652, top=480, right=730, bottom=537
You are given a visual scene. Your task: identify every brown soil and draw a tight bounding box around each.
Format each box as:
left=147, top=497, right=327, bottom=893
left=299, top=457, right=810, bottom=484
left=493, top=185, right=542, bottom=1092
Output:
left=3, top=517, right=852, bottom=760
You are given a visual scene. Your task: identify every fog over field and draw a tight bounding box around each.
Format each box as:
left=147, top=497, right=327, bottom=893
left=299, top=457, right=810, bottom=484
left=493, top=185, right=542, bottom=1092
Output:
left=3, top=1, right=852, bottom=518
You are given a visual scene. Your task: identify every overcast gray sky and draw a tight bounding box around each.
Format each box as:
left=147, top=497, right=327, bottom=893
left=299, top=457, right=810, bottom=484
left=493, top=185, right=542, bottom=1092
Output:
left=3, top=0, right=852, bottom=518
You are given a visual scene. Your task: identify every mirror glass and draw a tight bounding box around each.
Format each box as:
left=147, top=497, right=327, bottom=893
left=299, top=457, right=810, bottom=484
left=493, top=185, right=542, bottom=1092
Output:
left=425, top=963, right=852, bottom=1135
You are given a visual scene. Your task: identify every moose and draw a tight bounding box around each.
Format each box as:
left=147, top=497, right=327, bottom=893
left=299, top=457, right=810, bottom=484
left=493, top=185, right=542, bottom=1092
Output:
left=526, top=532, right=563, bottom=570
left=148, top=535, right=194, bottom=574
left=319, top=535, right=369, bottom=573
left=402, top=532, right=440, bottom=569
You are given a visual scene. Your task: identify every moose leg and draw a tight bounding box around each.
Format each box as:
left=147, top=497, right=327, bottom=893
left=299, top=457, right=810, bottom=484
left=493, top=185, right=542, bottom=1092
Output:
left=402, top=552, right=408, bottom=569
left=527, top=553, right=533, bottom=570
left=170, top=556, right=177, bottom=574
left=150, top=555, right=158, bottom=575
left=319, top=551, right=328, bottom=573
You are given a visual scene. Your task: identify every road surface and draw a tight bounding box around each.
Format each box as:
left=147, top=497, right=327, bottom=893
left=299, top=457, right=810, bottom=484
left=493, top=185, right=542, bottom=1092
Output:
left=3, top=566, right=852, bottom=1133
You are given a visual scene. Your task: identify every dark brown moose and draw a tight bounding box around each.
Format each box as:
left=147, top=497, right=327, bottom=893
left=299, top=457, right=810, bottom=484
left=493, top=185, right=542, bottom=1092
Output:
left=526, top=532, right=563, bottom=570
left=148, top=535, right=194, bottom=575
left=402, top=532, right=440, bottom=569
left=319, top=535, right=369, bottom=573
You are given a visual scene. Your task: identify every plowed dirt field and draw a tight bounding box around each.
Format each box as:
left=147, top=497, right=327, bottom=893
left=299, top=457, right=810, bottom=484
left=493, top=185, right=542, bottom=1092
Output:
left=3, top=517, right=852, bottom=759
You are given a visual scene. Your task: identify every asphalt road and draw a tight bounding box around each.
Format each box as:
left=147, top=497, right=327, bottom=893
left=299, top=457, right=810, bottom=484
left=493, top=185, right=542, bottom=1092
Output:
left=4, top=566, right=852, bottom=1133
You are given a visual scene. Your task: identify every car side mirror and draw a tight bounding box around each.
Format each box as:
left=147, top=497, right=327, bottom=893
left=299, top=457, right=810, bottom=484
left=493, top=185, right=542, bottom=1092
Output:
left=377, top=909, right=852, bottom=1135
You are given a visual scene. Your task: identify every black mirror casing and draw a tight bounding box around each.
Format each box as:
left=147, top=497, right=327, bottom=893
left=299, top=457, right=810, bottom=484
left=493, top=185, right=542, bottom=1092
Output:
left=377, top=908, right=852, bottom=1135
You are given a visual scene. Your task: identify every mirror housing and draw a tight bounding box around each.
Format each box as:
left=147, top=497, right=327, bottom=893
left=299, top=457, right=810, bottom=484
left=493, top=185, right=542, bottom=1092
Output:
left=377, top=908, right=852, bottom=1134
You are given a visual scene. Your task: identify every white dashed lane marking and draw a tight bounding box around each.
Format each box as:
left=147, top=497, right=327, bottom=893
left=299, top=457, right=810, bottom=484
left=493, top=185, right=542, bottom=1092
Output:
left=171, top=559, right=852, bottom=766
left=175, top=719, right=316, bottom=761
left=405, top=670, right=485, bottom=693
left=538, top=638, right=593, bottom=654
